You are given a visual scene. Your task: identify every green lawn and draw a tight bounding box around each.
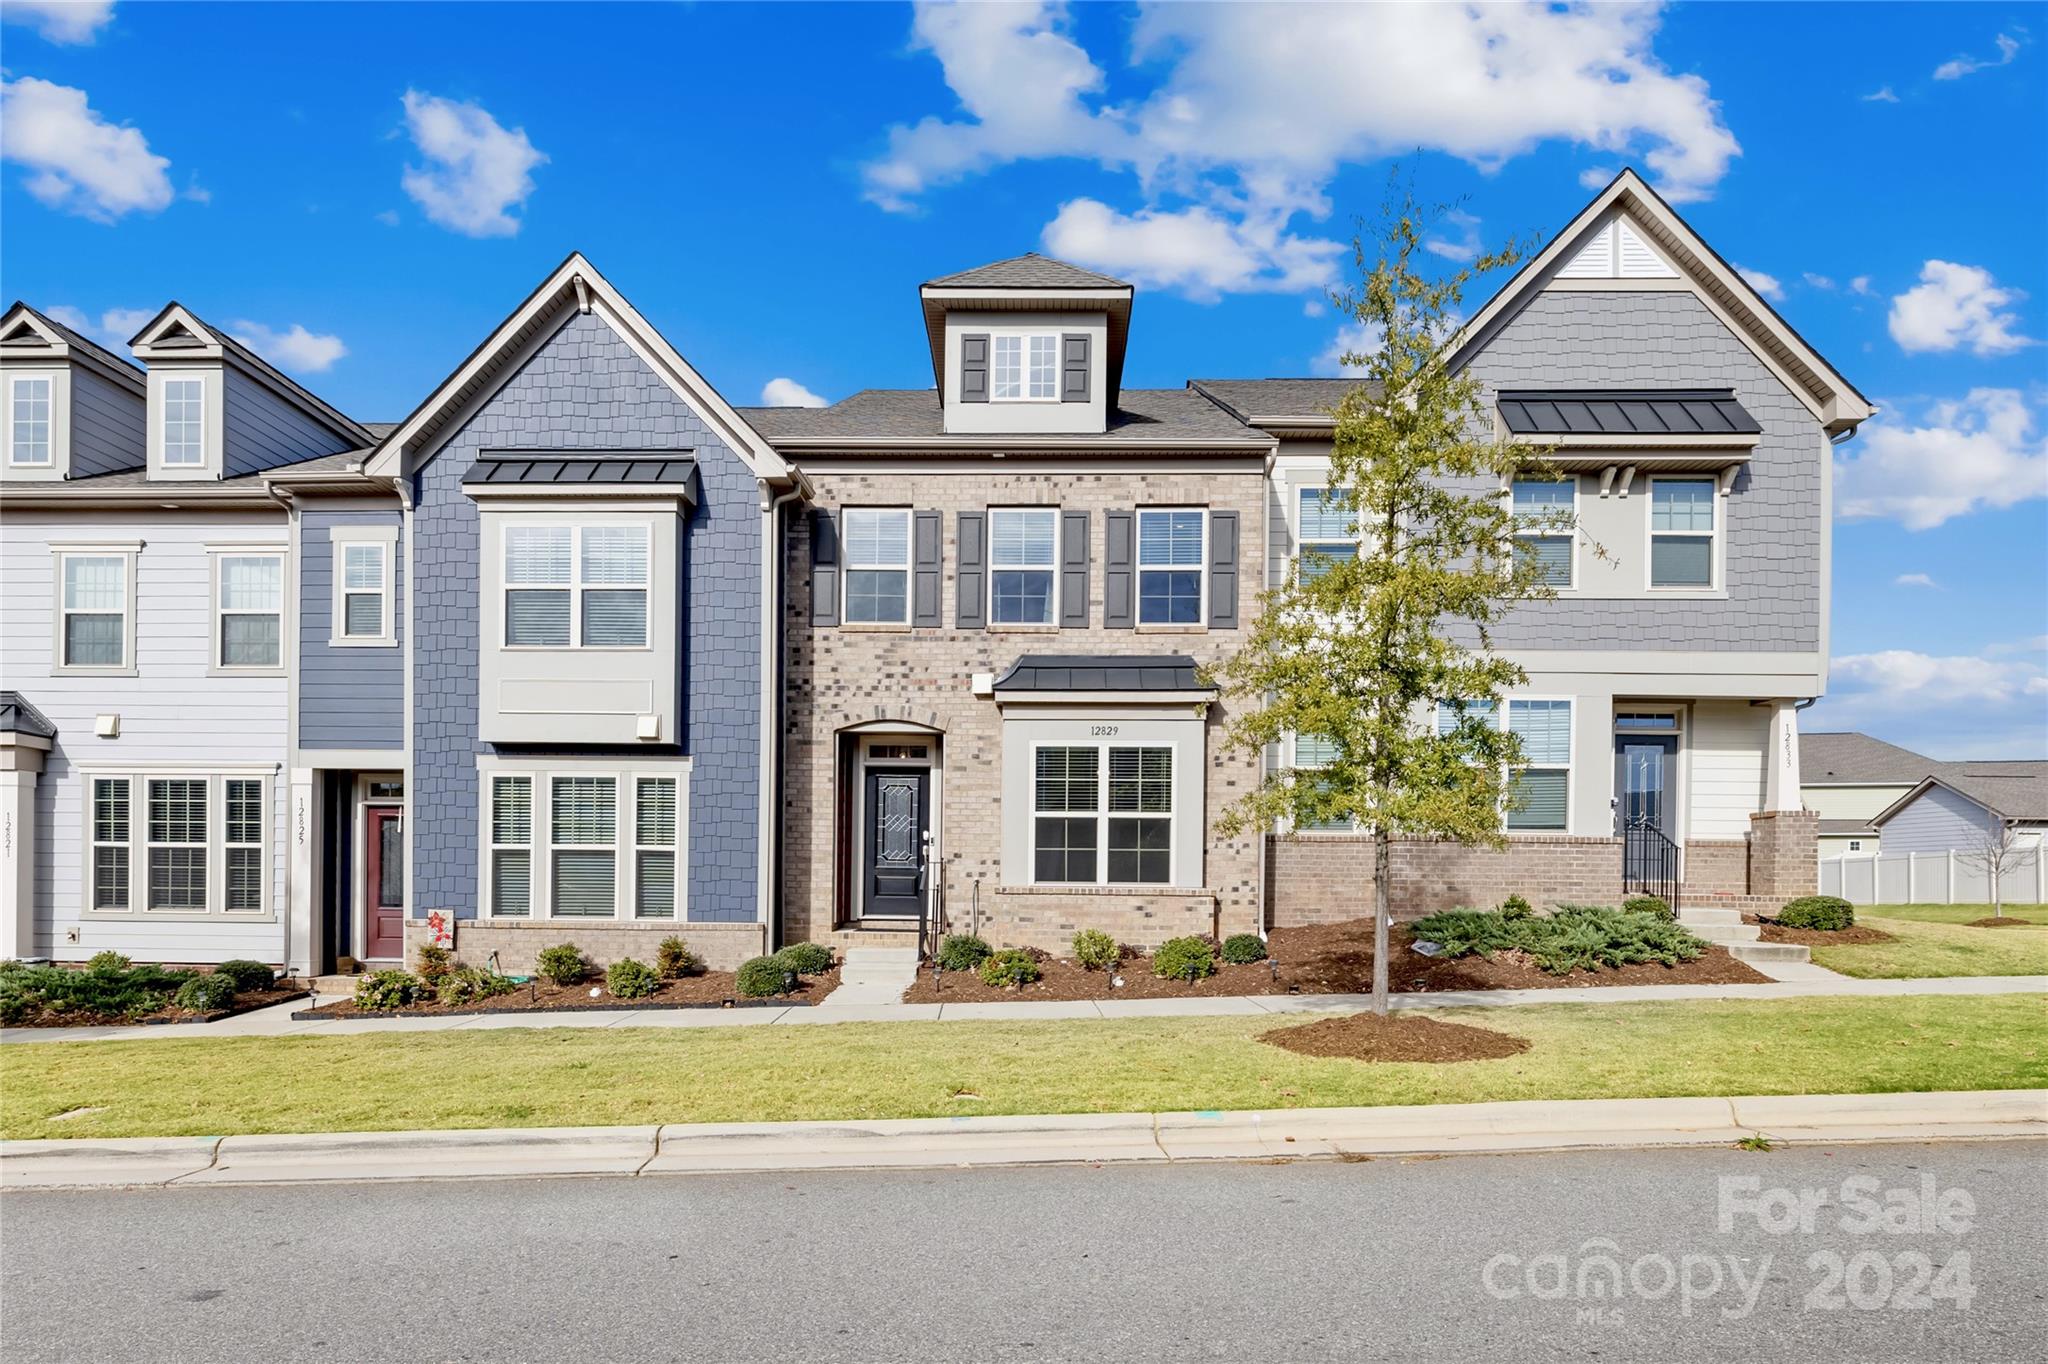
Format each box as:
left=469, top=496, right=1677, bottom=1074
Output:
left=1812, top=906, right=2048, bottom=980
left=3, top=995, right=2041, bottom=1140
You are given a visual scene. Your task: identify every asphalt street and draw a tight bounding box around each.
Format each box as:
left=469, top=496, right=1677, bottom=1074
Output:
left=1, top=1140, right=2041, bottom=1363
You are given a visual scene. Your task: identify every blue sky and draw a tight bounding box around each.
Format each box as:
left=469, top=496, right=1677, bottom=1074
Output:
left=3, top=1, right=2043, bottom=757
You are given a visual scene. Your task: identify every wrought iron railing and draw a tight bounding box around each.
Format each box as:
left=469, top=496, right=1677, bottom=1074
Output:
left=1622, top=818, right=1681, bottom=913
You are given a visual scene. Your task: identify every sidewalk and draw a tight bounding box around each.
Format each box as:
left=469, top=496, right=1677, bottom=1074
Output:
left=3, top=1090, right=2041, bottom=1190
left=2, top=972, right=2040, bottom=1045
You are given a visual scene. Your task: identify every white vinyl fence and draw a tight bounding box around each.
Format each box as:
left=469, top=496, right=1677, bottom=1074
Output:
left=1820, top=848, right=2047, bottom=906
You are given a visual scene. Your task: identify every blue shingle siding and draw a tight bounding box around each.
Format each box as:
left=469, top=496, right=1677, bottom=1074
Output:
left=1879, top=784, right=2001, bottom=854
left=411, top=309, right=762, bottom=923
left=69, top=367, right=145, bottom=475
left=1462, top=290, right=1824, bottom=652
left=222, top=367, right=354, bottom=477
left=298, top=508, right=404, bottom=751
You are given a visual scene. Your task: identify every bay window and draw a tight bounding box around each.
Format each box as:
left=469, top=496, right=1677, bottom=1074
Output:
left=1032, top=743, right=1174, bottom=885
left=503, top=523, right=649, bottom=647
left=1137, top=509, right=1204, bottom=624
left=481, top=763, right=688, bottom=919
left=147, top=779, right=208, bottom=911
left=989, top=507, right=1057, bottom=624
left=842, top=508, right=910, bottom=625
left=1650, top=478, right=1716, bottom=588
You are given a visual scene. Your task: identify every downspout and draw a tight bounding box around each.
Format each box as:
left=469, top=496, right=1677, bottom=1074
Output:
left=760, top=473, right=812, bottom=951
left=263, top=480, right=300, bottom=973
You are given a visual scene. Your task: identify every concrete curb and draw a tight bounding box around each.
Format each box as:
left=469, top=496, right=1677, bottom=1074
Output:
left=3, top=1090, right=2041, bottom=1190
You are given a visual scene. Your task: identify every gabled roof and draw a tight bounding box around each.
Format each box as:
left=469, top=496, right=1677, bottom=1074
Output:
left=1801, top=732, right=1940, bottom=785
left=918, top=253, right=1136, bottom=401
left=925, top=253, right=1128, bottom=291
left=128, top=303, right=373, bottom=447
left=1189, top=377, right=1381, bottom=431
left=1870, top=768, right=2048, bottom=828
left=1449, top=169, right=1873, bottom=435
left=0, top=301, right=146, bottom=393
left=364, top=253, right=787, bottom=483
left=733, top=387, right=1269, bottom=451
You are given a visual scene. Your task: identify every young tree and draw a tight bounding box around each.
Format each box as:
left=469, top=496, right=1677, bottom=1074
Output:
left=1957, top=818, right=2028, bottom=919
left=1215, top=187, right=1570, bottom=1017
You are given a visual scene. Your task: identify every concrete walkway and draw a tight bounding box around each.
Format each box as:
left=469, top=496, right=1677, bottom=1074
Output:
left=2, top=972, right=2040, bottom=1045
left=3, top=1089, right=2041, bottom=1189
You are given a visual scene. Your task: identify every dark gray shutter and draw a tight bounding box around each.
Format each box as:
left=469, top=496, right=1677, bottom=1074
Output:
left=808, top=509, right=840, bottom=627
left=960, top=334, right=990, bottom=403
left=1061, top=334, right=1091, bottom=403
left=1059, top=510, right=1090, bottom=628
left=1207, top=510, right=1239, bottom=630
left=956, top=511, right=987, bottom=629
left=912, top=511, right=942, bottom=627
left=1103, top=510, right=1135, bottom=630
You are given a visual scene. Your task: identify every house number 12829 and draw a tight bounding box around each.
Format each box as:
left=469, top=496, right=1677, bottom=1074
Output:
left=1089, top=725, right=1120, bottom=736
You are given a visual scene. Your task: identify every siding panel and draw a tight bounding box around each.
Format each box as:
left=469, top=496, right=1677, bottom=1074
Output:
left=222, top=367, right=353, bottom=478
left=69, top=367, right=146, bottom=476
left=1880, top=784, right=2002, bottom=854
left=298, top=508, right=404, bottom=750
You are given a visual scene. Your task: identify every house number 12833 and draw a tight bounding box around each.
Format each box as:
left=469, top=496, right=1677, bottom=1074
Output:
left=1089, top=725, right=1120, bottom=736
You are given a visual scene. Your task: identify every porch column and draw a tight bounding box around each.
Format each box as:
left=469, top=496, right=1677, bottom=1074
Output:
left=286, top=767, right=318, bottom=976
left=1763, top=700, right=1802, bottom=813
left=0, top=737, right=49, bottom=962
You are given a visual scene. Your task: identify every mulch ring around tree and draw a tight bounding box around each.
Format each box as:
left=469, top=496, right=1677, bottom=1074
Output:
left=900, top=918, right=1769, bottom=1003
left=1261, top=1012, right=1532, bottom=1064
left=1749, top=917, right=1896, bottom=947
left=297, top=967, right=839, bottom=1019
left=1963, top=916, right=2036, bottom=929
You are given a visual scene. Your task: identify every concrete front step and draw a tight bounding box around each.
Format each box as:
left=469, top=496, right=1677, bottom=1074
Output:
left=1685, top=922, right=1762, bottom=944
left=833, top=948, right=921, bottom=995
left=1723, top=940, right=1812, bottom=964
left=1679, top=907, right=1745, bottom=927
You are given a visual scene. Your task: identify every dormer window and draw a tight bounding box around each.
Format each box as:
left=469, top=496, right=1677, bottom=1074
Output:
left=8, top=376, right=51, bottom=465
left=161, top=377, right=205, bottom=466
left=993, top=334, right=1059, bottom=401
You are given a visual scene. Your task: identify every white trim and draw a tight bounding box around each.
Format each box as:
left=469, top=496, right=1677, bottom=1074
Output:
left=986, top=505, right=1061, bottom=626
left=1026, top=738, right=1179, bottom=887
left=78, top=770, right=278, bottom=922
left=1434, top=696, right=1577, bottom=836
left=499, top=519, right=653, bottom=651
left=1135, top=506, right=1207, bottom=627
left=6, top=373, right=55, bottom=466
left=1644, top=474, right=1721, bottom=592
left=840, top=506, right=914, bottom=627
left=476, top=755, right=693, bottom=922
left=329, top=527, right=398, bottom=648
left=51, top=545, right=139, bottom=677
left=158, top=373, right=206, bottom=468
left=987, top=330, right=1063, bottom=403
left=1508, top=474, right=1578, bottom=593
left=208, top=546, right=290, bottom=676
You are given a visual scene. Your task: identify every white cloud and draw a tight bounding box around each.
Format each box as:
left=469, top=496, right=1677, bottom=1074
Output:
left=374, top=208, right=400, bottom=227
left=1042, top=198, right=1342, bottom=300
left=1314, top=320, right=1385, bottom=377
left=1849, top=275, right=1874, bottom=296
left=1736, top=266, right=1784, bottom=300
left=862, top=1, right=1738, bottom=298
left=1818, top=644, right=2048, bottom=759
left=0, top=76, right=172, bottom=222
left=1301, top=298, right=1326, bottom=319
left=1424, top=209, right=1482, bottom=263
left=1861, top=85, right=1899, bottom=103
left=1835, top=388, right=2048, bottom=529
left=1893, top=573, right=1937, bottom=588
left=43, top=303, right=152, bottom=349
left=759, top=377, right=828, bottom=408
left=1, top=0, right=115, bottom=44
left=227, top=320, right=347, bottom=374
left=398, top=90, right=546, bottom=238
left=1888, top=260, right=2035, bottom=356
left=1934, top=33, right=2020, bottom=81
left=1579, top=166, right=1618, bottom=190
left=1803, top=272, right=1836, bottom=291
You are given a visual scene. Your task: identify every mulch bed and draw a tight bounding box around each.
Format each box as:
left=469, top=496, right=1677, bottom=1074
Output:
left=1963, top=916, right=2036, bottom=929
left=1262, top=1012, right=1532, bottom=1063
left=901, top=919, right=1768, bottom=1003
left=1749, top=917, right=1896, bottom=947
left=2, top=985, right=309, bottom=1030
left=295, top=967, right=839, bottom=1019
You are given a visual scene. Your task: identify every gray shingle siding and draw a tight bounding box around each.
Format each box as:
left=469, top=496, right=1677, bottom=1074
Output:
left=223, top=366, right=354, bottom=478
left=299, top=508, right=403, bottom=751
left=1462, top=290, right=1824, bottom=652
left=411, top=310, right=762, bottom=923
left=69, top=367, right=145, bottom=476
left=1880, top=783, right=2001, bottom=854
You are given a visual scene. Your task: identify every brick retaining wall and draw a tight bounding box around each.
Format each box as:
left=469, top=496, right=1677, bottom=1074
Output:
left=405, top=919, right=768, bottom=974
left=1267, top=834, right=1625, bottom=924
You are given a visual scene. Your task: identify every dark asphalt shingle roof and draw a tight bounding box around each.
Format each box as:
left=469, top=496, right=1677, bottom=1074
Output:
left=1801, top=733, right=1941, bottom=784
left=1190, top=378, right=1380, bottom=424
left=925, top=253, right=1129, bottom=291
left=1818, top=819, right=1878, bottom=836
left=993, top=654, right=1211, bottom=694
left=5, top=302, right=145, bottom=379
left=735, top=388, right=1266, bottom=447
left=463, top=452, right=700, bottom=491
left=1497, top=389, right=1761, bottom=437
left=0, top=693, right=56, bottom=739
left=1926, top=768, right=2048, bottom=822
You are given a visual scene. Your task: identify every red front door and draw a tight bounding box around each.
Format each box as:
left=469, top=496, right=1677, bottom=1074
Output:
left=365, top=808, right=405, bottom=960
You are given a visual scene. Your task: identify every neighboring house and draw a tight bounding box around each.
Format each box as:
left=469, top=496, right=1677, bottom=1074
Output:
left=1, top=167, right=1877, bottom=973
left=1801, top=731, right=2047, bottom=861
left=1800, top=730, right=1941, bottom=857
left=1868, top=766, right=2048, bottom=856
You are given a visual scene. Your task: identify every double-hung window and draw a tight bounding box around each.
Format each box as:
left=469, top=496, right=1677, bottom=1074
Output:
left=91, top=778, right=130, bottom=910
left=60, top=553, right=128, bottom=669
left=1650, top=479, right=1715, bottom=588
left=224, top=779, right=265, bottom=910
left=1032, top=744, right=1174, bottom=885
left=338, top=542, right=389, bottom=641
left=504, top=524, right=650, bottom=647
left=161, top=377, right=204, bottom=466
left=1434, top=699, right=1571, bottom=832
left=9, top=376, right=51, bottom=465
left=551, top=776, right=618, bottom=917
left=634, top=777, right=678, bottom=919
left=85, top=773, right=270, bottom=916
left=484, top=766, right=685, bottom=919
left=217, top=553, right=284, bottom=668
left=992, top=334, right=1058, bottom=401
left=1290, top=734, right=1353, bottom=831
left=989, top=507, right=1057, bottom=625
left=147, top=778, right=208, bottom=911
left=1511, top=478, right=1574, bottom=588
left=1297, top=487, right=1358, bottom=583
left=1137, top=509, right=1204, bottom=624
left=842, top=508, right=910, bottom=624
left=488, top=777, right=534, bottom=917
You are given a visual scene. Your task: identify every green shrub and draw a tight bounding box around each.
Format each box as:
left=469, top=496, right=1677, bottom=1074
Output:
left=1220, top=933, right=1268, bottom=965
left=436, top=965, right=515, bottom=1006
left=774, top=942, right=834, bottom=976
left=1776, top=895, right=1855, bottom=931
left=0, top=962, right=194, bottom=1023
left=415, top=943, right=453, bottom=981
left=1153, top=936, right=1217, bottom=982
left=656, top=935, right=703, bottom=980
left=535, top=944, right=587, bottom=986
left=736, top=956, right=789, bottom=998
left=173, top=973, right=237, bottom=1013
left=977, top=948, right=1041, bottom=988
left=86, top=950, right=132, bottom=975
left=352, top=970, right=427, bottom=1011
left=1411, top=904, right=1706, bottom=976
left=937, top=934, right=992, bottom=973
left=213, top=960, right=275, bottom=993
left=1623, top=895, right=1672, bottom=920
left=1499, top=894, right=1533, bottom=919
left=606, top=958, right=660, bottom=999
left=1071, top=929, right=1121, bottom=971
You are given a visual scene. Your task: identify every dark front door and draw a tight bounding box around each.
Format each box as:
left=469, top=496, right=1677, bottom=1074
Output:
left=1614, top=735, right=1677, bottom=881
left=365, top=808, right=405, bottom=959
left=862, top=769, right=928, bottom=918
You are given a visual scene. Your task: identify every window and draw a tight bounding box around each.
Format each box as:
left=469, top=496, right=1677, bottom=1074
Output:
left=9, top=376, right=51, bottom=465
left=147, top=778, right=207, bottom=911
left=842, top=509, right=910, bottom=625
left=161, top=377, right=204, bottom=466
left=484, top=765, right=686, bottom=919
left=1511, top=478, right=1574, bottom=588
left=503, top=524, right=650, bottom=647
left=83, top=772, right=270, bottom=917
left=339, top=542, right=389, bottom=641
left=489, top=777, right=533, bottom=917
left=1291, top=734, right=1352, bottom=831
left=225, top=779, right=265, bottom=911
left=1137, top=509, right=1204, bottom=624
left=217, top=554, right=284, bottom=669
left=989, top=508, right=1057, bottom=625
left=60, top=554, right=127, bottom=669
left=635, top=777, right=677, bottom=919
left=1297, top=487, right=1358, bottom=583
left=1650, top=479, right=1716, bottom=588
left=91, top=778, right=129, bottom=910
left=551, top=776, right=617, bottom=918
left=1032, top=744, right=1173, bottom=885
left=1846, top=839, right=1864, bottom=853
left=1435, top=698, right=1571, bottom=832
left=991, top=334, right=1058, bottom=401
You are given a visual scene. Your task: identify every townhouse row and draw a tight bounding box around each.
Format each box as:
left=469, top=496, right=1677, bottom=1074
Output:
left=0, top=170, right=1865, bottom=973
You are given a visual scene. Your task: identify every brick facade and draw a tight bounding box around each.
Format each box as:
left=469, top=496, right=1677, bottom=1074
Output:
left=1267, top=834, right=1626, bottom=923
left=1746, top=808, right=1820, bottom=899
left=1681, top=839, right=1749, bottom=897
left=781, top=467, right=1267, bottom=951
left=404, top=917, right=767, bottom=974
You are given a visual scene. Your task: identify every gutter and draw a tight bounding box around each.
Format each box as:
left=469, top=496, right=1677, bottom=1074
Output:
left=759, top=473, right=812, bottom=949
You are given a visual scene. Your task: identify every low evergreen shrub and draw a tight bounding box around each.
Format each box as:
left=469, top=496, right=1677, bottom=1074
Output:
left=0, top=961, right=195, bottom=1023
left=415, top=943, right=453, bottom=981
left=173, top=974, right=237, bottom=1013
left=352, top=970, right=427, bottom=1011
left=1499, top=894, right=1533, bottom=919
left=977, top=948, right=1041, bottom=988
left=606, top=958, right=660, bottom=999
left=656, top=935, right=703, bottom=980
left=214, top=960, right=275, bottom=993
left=1776, top=896, right=1855, bottom=931
left=736, top=956, right=788, bottom=997
left=937, top=934, right=992, bottom=973
left=86, top=950, right=132, bottom=975
left=436, top=965, right=516, bottom=1006
left=1220, top=933, right=1268, bottom=965
left=1071, top=929, right=1120, bottom=971
left=774, top=942, right=834, bottom=976
left=1153, top=936, right=1217, bottom=982
left=1409, top=904, right=1706, bottom=976
left=535, top=944, right=588, bottom=986
left=1622, top=895, right=1672, bottom=920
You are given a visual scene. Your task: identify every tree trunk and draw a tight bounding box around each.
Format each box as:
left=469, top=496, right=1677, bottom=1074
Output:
left=1372, top=824, right=1391, bottom=1017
